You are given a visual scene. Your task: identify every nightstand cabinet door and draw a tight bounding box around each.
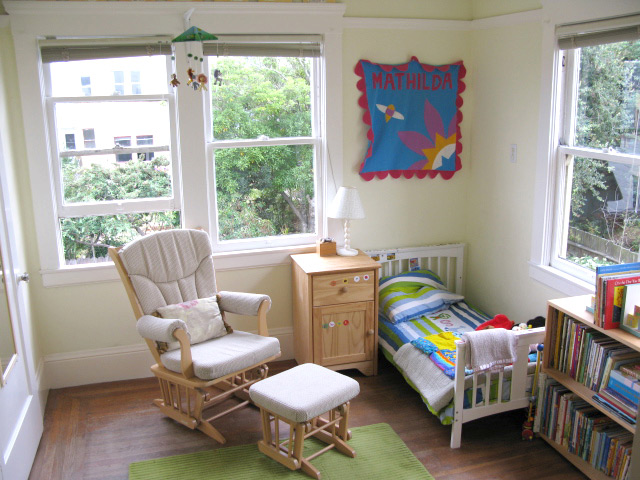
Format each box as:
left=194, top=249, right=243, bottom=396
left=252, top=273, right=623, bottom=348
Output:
left=312, top=301, right=374, bottom=367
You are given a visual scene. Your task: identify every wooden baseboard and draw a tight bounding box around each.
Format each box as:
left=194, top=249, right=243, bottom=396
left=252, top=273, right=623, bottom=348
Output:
left=43, top=328, right=294, bottom=389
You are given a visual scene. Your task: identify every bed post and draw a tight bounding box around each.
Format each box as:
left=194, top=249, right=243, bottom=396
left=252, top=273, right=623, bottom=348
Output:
left=451, top=339, right=466, bottom=448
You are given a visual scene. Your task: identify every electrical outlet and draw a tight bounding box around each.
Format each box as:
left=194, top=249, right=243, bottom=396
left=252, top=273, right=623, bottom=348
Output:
left=510, top=144, right=517, bottom=163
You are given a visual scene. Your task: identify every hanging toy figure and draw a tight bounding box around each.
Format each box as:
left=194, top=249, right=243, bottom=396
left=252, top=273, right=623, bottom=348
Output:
left=197, top=73, right=208, bottom=91
left=186, top=68, right=196, bottom=86
left=169, top=74, right=180, bottom=88
left=213, top=69, right=223, bottom=86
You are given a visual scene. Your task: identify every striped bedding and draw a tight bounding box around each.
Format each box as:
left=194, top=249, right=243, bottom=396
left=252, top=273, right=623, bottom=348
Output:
left=378, top=301, right=492, bottom=424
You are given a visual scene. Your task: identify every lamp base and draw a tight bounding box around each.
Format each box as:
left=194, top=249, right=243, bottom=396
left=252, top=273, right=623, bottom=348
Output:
left=337, top=247, right=359, bottom=256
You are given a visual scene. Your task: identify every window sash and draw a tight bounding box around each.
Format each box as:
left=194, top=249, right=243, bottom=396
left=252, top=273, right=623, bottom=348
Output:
left=548, top=24, right=640, bottom=282
left=551, top=145, right=640, bottom=282
left=208, top=138, right=322, bottom=252
left=205, top=52, right=323, bottom=252
left=44, top=56, right=181, bottom=251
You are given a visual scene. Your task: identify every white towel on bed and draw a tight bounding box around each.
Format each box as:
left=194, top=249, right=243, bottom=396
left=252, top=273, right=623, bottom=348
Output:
left=462, top=328, right=516, bottom=373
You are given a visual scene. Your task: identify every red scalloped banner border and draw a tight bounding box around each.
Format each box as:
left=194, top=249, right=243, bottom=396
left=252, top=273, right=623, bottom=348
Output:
left=355, top=56, right=466, bottom=181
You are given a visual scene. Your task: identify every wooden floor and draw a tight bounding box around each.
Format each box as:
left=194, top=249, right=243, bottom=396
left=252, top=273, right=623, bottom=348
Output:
left=29, top=356, right=586, bottom=480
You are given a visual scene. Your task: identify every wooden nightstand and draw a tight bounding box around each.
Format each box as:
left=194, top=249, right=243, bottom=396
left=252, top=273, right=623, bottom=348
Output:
left=291, top=251, right=381, bottom=376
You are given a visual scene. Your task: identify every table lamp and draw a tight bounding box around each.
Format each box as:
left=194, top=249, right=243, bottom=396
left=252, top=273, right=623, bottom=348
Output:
left=327, top=186, right=365, bottom=256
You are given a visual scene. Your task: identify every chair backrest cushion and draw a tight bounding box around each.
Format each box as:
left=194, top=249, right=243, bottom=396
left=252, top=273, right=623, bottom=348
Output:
left=119, top=229, right=217, bottom=315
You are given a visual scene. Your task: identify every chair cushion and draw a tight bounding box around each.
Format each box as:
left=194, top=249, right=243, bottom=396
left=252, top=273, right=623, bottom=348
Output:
left=157, top=295, right=230, bottom=350
left=119, top=229, right=217, bottom=315
left=160, top=331, right=280, bottom=380
left=249, top=363, right=360, bottom=422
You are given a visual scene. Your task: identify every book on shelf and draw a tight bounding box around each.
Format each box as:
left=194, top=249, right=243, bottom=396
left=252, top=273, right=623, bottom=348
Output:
left=619, top=361, right=640, bottom=380
left=592, top=391, right=636, bottom=425
left=538, top=379, right=633, bottom=478
left=595, top=261, right=640, bottom=329
left=603, top=273, right=640, bottom=329
left=586, top=294, right=596, bottom=314
left=621, top=283, right=640, bottom=337
left=607, top=369, right=640, bottom=404
left=598, top=349, right=640, bottom=393
left=600, top=387, right=637, bottom=416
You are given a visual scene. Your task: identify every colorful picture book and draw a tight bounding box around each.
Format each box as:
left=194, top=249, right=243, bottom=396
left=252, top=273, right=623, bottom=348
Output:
left=595, top=262, right=640, bottom=330
left=620, top=284, right=640, bottom=337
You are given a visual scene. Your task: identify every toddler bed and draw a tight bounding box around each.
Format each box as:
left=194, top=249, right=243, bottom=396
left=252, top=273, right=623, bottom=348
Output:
left=365, top=244, right=545, bottom=448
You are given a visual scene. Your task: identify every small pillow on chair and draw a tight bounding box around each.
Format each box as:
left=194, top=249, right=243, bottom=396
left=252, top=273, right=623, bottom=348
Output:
left=157, top=295, right=230, bottom=346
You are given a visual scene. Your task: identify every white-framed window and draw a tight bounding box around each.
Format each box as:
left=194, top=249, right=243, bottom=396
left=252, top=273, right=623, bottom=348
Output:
left=204, top=37, right=323, bottom=251
left=531, top=13, right=640, bottom=294
left=113, top=70, right=125, bottom=95
left=131, top=71, right=142, bottom=95
left=9, top=2, right=345, bottom=285
left=80, top=75, right=91, bottom=96
left=82, top=128, right=96, bottom=149
left=42, top=47, right=180, bottom=266
left=136, top=134, right=154, bottom=160
left=64, top=133, right=75, bottom=151
left=114, top=136, right=133, bottom=162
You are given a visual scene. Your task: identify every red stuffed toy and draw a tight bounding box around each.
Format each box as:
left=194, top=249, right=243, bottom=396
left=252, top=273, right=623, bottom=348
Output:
left=475, top=314, right=514, bottom=331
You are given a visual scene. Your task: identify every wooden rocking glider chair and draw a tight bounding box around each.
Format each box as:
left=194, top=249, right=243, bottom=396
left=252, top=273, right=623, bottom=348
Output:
left=109, top=229, right=281, bottom=444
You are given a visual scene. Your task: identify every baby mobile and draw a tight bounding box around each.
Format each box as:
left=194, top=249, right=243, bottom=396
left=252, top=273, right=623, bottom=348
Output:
left=170, top=22, right=219, bottom=92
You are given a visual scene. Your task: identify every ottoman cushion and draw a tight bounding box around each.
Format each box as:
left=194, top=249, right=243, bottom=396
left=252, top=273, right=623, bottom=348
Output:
left=249, top=363, right=360, bottom=423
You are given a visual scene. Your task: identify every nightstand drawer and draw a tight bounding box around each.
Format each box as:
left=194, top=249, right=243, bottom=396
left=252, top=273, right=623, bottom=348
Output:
left=312, top=270, right=375, bottom=307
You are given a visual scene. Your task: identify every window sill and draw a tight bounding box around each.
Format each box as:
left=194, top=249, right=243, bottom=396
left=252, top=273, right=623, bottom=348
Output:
left=528, top=262, right=594, bottom=297
left=41, top=244, right=317, bottom=287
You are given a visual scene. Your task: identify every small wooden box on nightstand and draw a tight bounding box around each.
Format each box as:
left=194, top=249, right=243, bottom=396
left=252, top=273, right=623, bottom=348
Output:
left=290, top=251, right=381, bottom=376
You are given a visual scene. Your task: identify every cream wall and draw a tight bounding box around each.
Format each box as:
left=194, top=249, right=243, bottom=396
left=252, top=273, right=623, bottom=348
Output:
left=471, top=0, right=541, bottom=19
left=343, top=0, right=472, bottom=20
left=464, top=20, right=559, bottom=320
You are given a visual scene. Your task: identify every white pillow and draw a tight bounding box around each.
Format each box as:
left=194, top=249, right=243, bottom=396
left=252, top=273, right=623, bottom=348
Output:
left=157, top=296, right=228, bottom=347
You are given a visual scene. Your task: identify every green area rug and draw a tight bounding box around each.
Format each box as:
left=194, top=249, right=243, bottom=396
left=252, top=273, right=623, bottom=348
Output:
left=129, top=423, right=434, bottom=479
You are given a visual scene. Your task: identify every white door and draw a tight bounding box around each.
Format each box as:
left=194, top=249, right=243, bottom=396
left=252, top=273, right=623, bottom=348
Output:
left=0, top=132, right=43, bottom=480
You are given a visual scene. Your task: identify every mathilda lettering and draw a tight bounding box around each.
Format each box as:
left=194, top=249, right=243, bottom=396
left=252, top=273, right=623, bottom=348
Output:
left=371, top=72, right=453, bottom=91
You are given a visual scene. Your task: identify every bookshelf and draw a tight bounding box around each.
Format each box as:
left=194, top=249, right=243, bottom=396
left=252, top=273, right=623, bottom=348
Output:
left=542, top=295, right=640, bottom=480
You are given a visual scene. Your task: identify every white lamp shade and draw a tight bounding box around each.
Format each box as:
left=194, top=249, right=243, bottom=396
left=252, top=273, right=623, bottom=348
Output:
left=327, top=186, right=365, bottom=220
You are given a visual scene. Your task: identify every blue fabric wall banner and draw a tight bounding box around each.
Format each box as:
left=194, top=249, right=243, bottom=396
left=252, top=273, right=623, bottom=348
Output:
left=355, top=56, right=466, bottom=180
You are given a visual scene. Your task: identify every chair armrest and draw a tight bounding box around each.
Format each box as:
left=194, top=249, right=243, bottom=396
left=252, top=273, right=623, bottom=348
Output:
left=136, top=315, right=190, bottom=343
left=218, top=291, right=271, bottom=316
left=218, top=291, right=271, bottom=337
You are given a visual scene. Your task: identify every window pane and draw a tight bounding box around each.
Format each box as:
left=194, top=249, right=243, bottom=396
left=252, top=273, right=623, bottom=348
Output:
left=54, top=101, right=170, bottom=151
left=83, top=128, right=96, bottom=148
left=49, top=56, right=168, bottom=97
left=64, top=133, right=76, bottom=150
left=562, top=156, right=640, bottom=271
left=574, top=40, right=640, bottom=152
left=210, top=56, right=312, bottom=140
left=215, top=144, right=315, bottom=241
left=80, top=76, right=91, bottom=96
left=60, top=211, right=180, bottom=264
left=54, top=100, right=173, bottom=202
left=61, top=153, right=173, bottom=203
left=136, top=135, right=154, bottom=160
